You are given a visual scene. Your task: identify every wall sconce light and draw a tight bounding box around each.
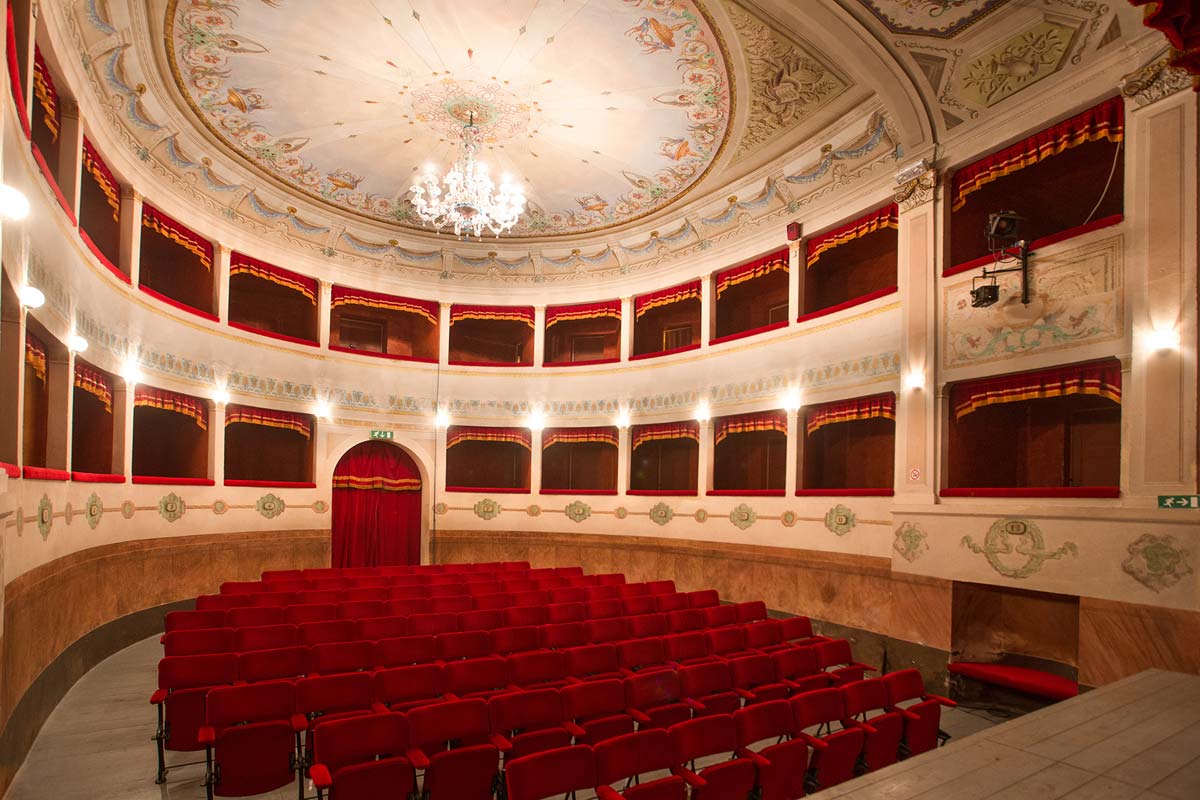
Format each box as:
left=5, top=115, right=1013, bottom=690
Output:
left=614, top=409, right=631, bottom=429
left=527, top=407, right=547, bottom=432
left=213, top=387, right=231, bottom=405
left=781, top=387, right=803, bottom=412
left=18, top=285, right=44, bottom=309
left=695, top=400, right=711, bottom=422
left=67, top=333, right=88, bottom=353
left=0, top=185, right=30, bottom=221
left=1144, top=327, right=1181, bottom=352
left=314, top=399, right=332, bottom=420
left=434, top=408, right=451, bottom=429
left=121, top=357, right=143, bottom=386
left=905, top=371, right=926, bottom=391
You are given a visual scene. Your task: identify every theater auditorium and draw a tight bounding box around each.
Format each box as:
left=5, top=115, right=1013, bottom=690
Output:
left=0, top=1, right=1197, bottom=799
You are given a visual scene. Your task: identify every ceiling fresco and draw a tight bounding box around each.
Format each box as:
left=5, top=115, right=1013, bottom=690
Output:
left=855, top=0, right=1010, bottom=38
left=166, top=0, right=733, bottom=237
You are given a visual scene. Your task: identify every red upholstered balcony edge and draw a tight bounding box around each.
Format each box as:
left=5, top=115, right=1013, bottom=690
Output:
left=445, top=486, right=531, bottom=494
left=795, top=488, right=895, bottom=497
left=707, top=489, right=786, bottom=497
left=709, top=320, right=789, bottom=347
left=71, top=472, right=126, bottom=483
left=1, top=462, right=19, bottom=478
left=626, top=489, right=698, bottom=496
left=22, top=466, right=70, bottom=481
left=949, top=662, right=1078, bottom=701
left=796, top=285, right=898, bottom=324
left=132, top=476, right=216, bottom=486
left=447, top=360, right=534, bottom=368
left=942, top=214, right=1124, bottom=278
left=940, top=486, right=1119, bottom=498
left=31, top=144, right=78, bottom=226
left=138, top=284, right=220, bottom=322
left=228, top=320, right=319, bottom=347
left=225, top=479, right=317, bottom=488
left=542, top=357, right=622, bottom=368
left=628, top=342, right=701, bottom=361
left=80, top=228, right=130, bottom=284
left=539, top=488, right=619, bottom=495
left=328, top=344, right=438, bottom=364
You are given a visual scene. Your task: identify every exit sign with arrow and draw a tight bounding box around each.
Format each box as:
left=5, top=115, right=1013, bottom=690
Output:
left=369, top=430, right=394, bottom=440
left=1158, top=495, right=1199, bottom=509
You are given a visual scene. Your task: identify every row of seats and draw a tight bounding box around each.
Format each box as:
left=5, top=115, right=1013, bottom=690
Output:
left=226, top=569, right=615, bottom=595
left=196, top=670, right=954, bottom=799
left=260, top=561, right=534, bottom=581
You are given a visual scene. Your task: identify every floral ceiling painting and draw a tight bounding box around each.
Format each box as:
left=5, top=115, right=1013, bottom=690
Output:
left=856, top=0, right=1010, bottom=38
left=167, top=0, right=732, bottom=237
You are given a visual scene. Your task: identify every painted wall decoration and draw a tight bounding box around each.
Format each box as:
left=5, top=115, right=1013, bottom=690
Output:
left=158, top=493, right=186, bottom=523
left=564, top=501, right=592, bottom=524
left=256, top=494, right=286, bottom=519
left=729, top=503, right=757, bottom=530
left=893, top=521, right=928, bottom=563
left=962, top=518, right=1078, bottom=578
left=959, top=21, right=1075, bottom=108
left=36, top=496, right=52, bottom=540
left=649, top=502, right=674, bottom=526
left=85, top=493, right=104, bottom=529
left=824, top=504, right=857, bottom=536
left=166, top=0, right=731, bottom=237
left=856, top=0, right=1009, bottom=38
left=1122, top=534, right=1194, bottom=593
left=473, top=498, right=501, bottom=521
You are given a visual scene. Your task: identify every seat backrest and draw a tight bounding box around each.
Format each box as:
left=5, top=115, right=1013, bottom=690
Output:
left=409, top=612, right=459, bottom=636
left=584, top=617, right=628, bottom=644
left=687, top=589, right=720, bottom=609
left=664, top=632, right=708, bottom=662
left=702, top=604, right=738, bottom=628
left=337, top=600, right=384, bottom=620
left=465, top=581, right=502, bottom=596
left=546, top=602, right=586, bottom=624
left=284, top=603, right=339, bottom=625
left=298, top=619, right=357, bottom=646
left=654, top=592, right=689, bottom=613
left=670, top=714, right=738, bottom=762
left=296, top=671, right=375, bottom=715
left=666, top=608, right=704, bottom=633
left=617, top=637, right=665, bottom=671
left=548, top=587, right=586, bottom=604
left=594, top=729, right=675, bottom=784
left=164, top=609, right=228, bottom=632
left=504, top=606, right=548, bottom=628
left=790, top=687, right=845, bottom=730
left=511, top=590, right=551, bottom=607
left=356, top=615, right=409, bottom=641
left=429, top=595, right=473, bottom=614
left=458, top=609, right=504, bottom=632
left=437, top=630, right=491, bottom=661
left=376, top=634, right=438, bottom=667
left=490, top=625, right=541, bottom=655
left=774, top=645, right=819, bottom=679
left=312, top=712, right=409, bottom=776
left=585, top=599, right=623, bottom=620
left=446, top=656, right=509, bottom=695
left=220, top=581, right=261, bottom=595
left=541, top=621, right=587, bottom=650
left=734, top=600, right=768, bottom=623
left=489, top=687, right=564, bottom=733
left=729, top=654, right=778, bottom=689
left=565, top=644, right=618, bottom=677
left=680, top=661, right=733, bottom=698
left=562, top=678, right=625, bottom=721
left=815, top=638, right=854, bottom=669
left=310, top=640, right=374, bottom=675
left=299, top=590, right=344, bottom=606
left=226, top=606, right=284, bottom=628
left=882, top=668, right=926, bottom=706
left=705, top=626, right=745, bottom=655
left=506, top=745, right=596, bottom=800
left=625, top=669, right=682, bottom=710
left=840, top=678, right=890, bottom=717
left=195, top=593, right=248, bottom=611
left=388, top=585, right=425, bottom=601
left=617, top=583, right=650, bottom=598
left=234, top=623, right=297, bottom=652
left=627, top=613, right=668, bottom=638
left=474, top=592, right=515, bottom=610
left=779, top=615, right=815, bottom=640
left=743, top=619, right=782, bottom=649
left=408, top=698, right=491, bottom=750
left=373, top=663, right=445, bottom=705
left=734, top=699, right=794, bottom=746
left=644, top=580, right=676, bottom=596
left=237, top=646, right=308, bottom=683
left=594, top=573, right=626, bottom=586
left=163, top=628, right=235, bottom=657
left=159, top=653, right=239, bottom=690
left=385, top=598, right=425, bottom=617
left=585, top=585, right=620, bottom=601
left=508, top=650, right=566, bottom=686
left=621, top=596, right=658, bottom=617
left=206, top=680, right=295, bottom=734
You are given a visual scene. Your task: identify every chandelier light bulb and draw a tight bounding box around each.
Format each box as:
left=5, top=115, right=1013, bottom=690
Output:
left=67, top=333, right=88, bottom=353
left=0, top=184, right=30, bottom=220
left=18, top=285, right=44, bottom=309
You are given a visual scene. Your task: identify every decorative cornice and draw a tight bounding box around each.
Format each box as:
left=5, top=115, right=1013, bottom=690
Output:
left=895, top=168, right=938, bottom=213
left=1120, top=50, right=1196, bottom=108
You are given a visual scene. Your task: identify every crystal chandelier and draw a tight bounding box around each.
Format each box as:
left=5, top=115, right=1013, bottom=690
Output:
left=409, top=114, right=526, bottom=238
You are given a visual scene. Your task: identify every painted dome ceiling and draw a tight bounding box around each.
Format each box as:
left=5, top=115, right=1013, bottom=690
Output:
left=167, top=0, right=733, bottom=237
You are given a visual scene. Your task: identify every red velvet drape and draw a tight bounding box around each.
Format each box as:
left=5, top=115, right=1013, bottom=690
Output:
left=331, top=441, right=422, bottom=567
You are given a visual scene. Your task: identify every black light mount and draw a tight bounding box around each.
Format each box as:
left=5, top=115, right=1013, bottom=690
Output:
left=971, top=211, right=1031, bottom=308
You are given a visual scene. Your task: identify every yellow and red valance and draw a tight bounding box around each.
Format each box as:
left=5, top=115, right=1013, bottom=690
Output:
left=32, top=47, right=58, bottom=141
left=225, top=403, right=312, bottom=439
left=142, top=204, right=213, bottom=269
left=635, top=280, right=701, bottom=319
left=806, top=393, right=896, bottom=435
left=806, top=205, right=898, bottom=268
left=542, top=426, right=619, bottom=450
left=446, top=425, right=532, bottom=450
left=631, top=420, right=700, bottom=451
left=230, top=252, right=318, bottom=304
left=952, top=96, right=1124, bottom=211
left=134, top=386, right=208, bottom=430
left=450, top=304, right=535, bottom=327
left=331, top=285, right=439, bottom=325
left=82, top=137, right=120, bottom=222
left=74, top=361, right=112, bottom=413
left=24, top=333, right=46, bottom=383
left=953, top=359, right=1121, bottom=420
left=332, top=474, right=422, bottom=492
left=716, top=249, right=788, bottom=297
left=715, top=410, right=787, bottom=445
left=545, top=300, right=621, bottom=329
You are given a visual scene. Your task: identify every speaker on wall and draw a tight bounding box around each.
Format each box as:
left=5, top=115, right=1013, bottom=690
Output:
left=786, top=221, right=801, bottom=241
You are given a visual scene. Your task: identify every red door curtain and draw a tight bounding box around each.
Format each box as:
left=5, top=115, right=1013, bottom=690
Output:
left=331, top=441, right=422, bottom=567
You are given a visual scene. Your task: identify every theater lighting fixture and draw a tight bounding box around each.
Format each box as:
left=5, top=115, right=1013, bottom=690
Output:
left=781, top=387, right=803, bottom=412
left=527, top=407, right=547, bottom=432
left=1144, top=327, right=1181, bottom=352
left=434, top=408, right=451, bottom=429
left=0, top=184, right=30, bottom=220
left=213, top=387, right=231, bottom=405
left=614, top=409, right=631, bottom=429
left=905, top=370, right=926, bottom=391
left=314, top=400, right=332, bottom=420
left=67, top=333, right=88, bottom=353
left=121, top=359, right=143, bottom=386
left=18, top=285, right=44, bottom=309
left=409, top=113, right=526, bottom=238
left=971, top=211, right=1030, bottom=308
left=695, top=401, right=711, bottom=423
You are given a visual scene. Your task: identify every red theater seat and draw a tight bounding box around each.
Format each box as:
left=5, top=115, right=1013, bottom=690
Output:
left=624, top=670, right=692, bottom=730
left=458, top=609, right=505, bottom=632
left=655, top=593, right=689, bottom=613
left=310, top=640, right=374, bottom=675
left=507, top=650, right=570, bottom=690
left=373, top=663, right=448, bottom=713
left=883, top=668, right=956, bottom=756
left=284, top=603, right=339, bottom=625
left=237, top=646, right=309, bottom=683
left=505, top=744, right=596, bottom=800
left=561, top=679, right=636, bottom=745
left=686, top=590, right=720, bottom=609
left=438, top=630, right=492, bottom=661
left=226, top=606, right=283, bottom=628
left=678, top=661, right=741, bottom=716
left=617, top=637, right=671, bottom=675
left=663, top=632, right=714, bottom=668
left=355, top=615, right=408, bottom=640
left=163, top=628, right=235, bottom=657
left=772, top=647, right=832, bottom=695
left=815, top=639, right=876, bottom=685
left=409, top=612, right=459, bottom=636
left=729, top=654, right=791, bottom=704
left=405, top=699, right=499, bottom=800
left=337, top=600, right=384, bottom=620
left=491, top=626, right=541, bottom=655
left=627, top=613, right=668, bottom=639
left=445, top=656, right=512, bottom=699
left=585, top=617, right=629, bottom=644
left=376, top=634, right=438, bottom=667
left=200, top=680, right=299, bottom=799
left=790, top=688, right=864, bottom=791
left=151, top=653, right=238, bottom=782
left=668, top=715, right=756, bottom=800
left=841, top=678, right=904, bottom=771
left=489, top=688, right=573, bottom=763
left=948, top=662, right=1078, bottom=701
left=565, top=644, right=623, bottom=682
left=298, top=620, right=357, bottom=647
left=233, top=623, right=297, bottom=652
left=546, top=602, right=587, bottom=623
left=734, top=700, right=809, bottom=800
left=541, top=621, right=587, bottom=650
left=701, top=604, right=738, bottom=629
left=734, top=600, right=769, bottom=623
left=593, top=729, right=686, bottom=800
left=164, top=610, right=228, bottom=633
left=310, top=713, right=415, bottom=800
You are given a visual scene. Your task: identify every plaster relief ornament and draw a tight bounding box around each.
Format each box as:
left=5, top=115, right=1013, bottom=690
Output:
left=37, top=495, right=53, bottom=540
left=473, top=498, right=501, bottom=521
left=649, top=502, right=674, bottom=526
left=121, top=500, right=136, bottom=519
left=856, top=0, right=1008, bottom=37
left=893, top=522, right=929, bottom=563
left=564, top=501, right=592, bottom=524
left=213, top=499, right=229, bottom=515
left=962, top=518, right=1078, bottom=578
left=312, top=500, right=328, bottom=514
left=14, top=506, right=22, bottom=536
left=1122, top=534, right=1193, bottom=592
left=729, top=504, right=756, bottom=530
left=434, top=502, right=449, bottom=516
left=694, top=509, right=709, bottom=523
left=85, top=493, right=104, bottom=530
left=780, top=510, right=797, bottom=527
left=614, top=507, right=629, bottom=520
left=960, top=21, right=1074, bottom=108
left=256, top=494, right=285, bottom=519
left=824, top=505, right=856, bottom=536
left=527, top=504, right=542, bottom=518
left=63, top=501, right=74, bottom=525
left=158, top=493, right=186, bottom=523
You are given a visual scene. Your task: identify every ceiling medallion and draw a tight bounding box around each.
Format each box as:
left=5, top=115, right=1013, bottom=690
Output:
left=409, top=113, right=527, bottom=238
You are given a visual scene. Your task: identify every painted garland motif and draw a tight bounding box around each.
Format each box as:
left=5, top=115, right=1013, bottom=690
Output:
left=694, top=509, right=708, bottom=523
left=312, top=500, right=329, bottom=514
left=893, top=522, right=928, bottom=563
left=614, top=507, right=629, bottom=520
left=780, top=510, right=798, bottom=527
left=1121, top=534, right=1193, bottom=592
left=120, top=500, right=136, bottom=519
left=962, top=518, right=1078, bottom=578
left=527, top=504, right=542, bottom=518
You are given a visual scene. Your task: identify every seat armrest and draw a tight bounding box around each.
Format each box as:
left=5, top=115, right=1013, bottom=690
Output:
left=619, top=667, right=638, bottom=678
left=684, top=698, right=706, bottom=712
left=150, top=688, right=168, bottom=705
left=290, top=713, right=308, bottom=733
left=735, top=747, right=770, bottom=768
left=310, top=764, right=332, bottom=790
left=443, top=693, right=462, bottom=702
left=371, top=702, right=389, bottom=714
left=733, top=688, right=755, bottom=700
left=198, top=726, right=215, bottom=746
left=627, top=707, right=651, bottom=725
left=892, top=706, right=921, bottom=722
left=852, top=661, right=878, bottom=673
left=595, top=786, right=624, bottom=800
left=564, top=676, right=583, bottom=685
left=671, top=765, right=707, bottom=790
left=665, top=660, right=684, bottom=669
left=796, top=732, right=828, bottom=751
left=928, top=693, right=957, bottom=707
left=564, top=721, right=587, bottom=738
left=405, top=748, right=431, bottom=770
left=488, top=733, right=514, bottom=753
left=843, top=718, right=879, bottom=735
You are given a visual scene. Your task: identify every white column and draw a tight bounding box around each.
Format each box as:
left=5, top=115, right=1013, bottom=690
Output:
left=434, top=425, right=448, bottom=496
left=616, top=425, right=630, bottom=496
left=317, top=280, right=332, bottom=348
left=619, top=296, right=632, bottom=361
left=529, top=428, right=543, bottom=493
left=56, top=98, right=83, bottom=221
left=210, top=401, right=225, bottom=484
left=697, top=419, right=713, bottom=494
left=787, top=240, right=802, bottom=321
left=533, top=306, right=546, bottom=367
left=438, top=303, right=451, bottom=365
left=0, top=302, right=26, bottom=465
left=699, top=273, right=713, bottom=348
left=114, top=381, right=134, bottom=477
left=118, top=187, right=142, bottom=284
left=214, top=244, right=231, bottom=324
left=784, top=409, right=799, bottom=495
left=45, top=349, right=71, bottom=471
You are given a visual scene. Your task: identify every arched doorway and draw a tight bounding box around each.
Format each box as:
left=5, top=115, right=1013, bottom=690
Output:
left=331, top=440, right=423, bottom=567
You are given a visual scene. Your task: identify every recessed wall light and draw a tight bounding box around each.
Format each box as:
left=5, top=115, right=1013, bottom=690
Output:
left=18, top=285, right=44, bottom=309
left=67, top=334, right=88, bottom=353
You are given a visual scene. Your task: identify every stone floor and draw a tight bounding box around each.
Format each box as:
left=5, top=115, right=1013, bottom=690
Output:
left=7, top=636, right=1192, bottom=799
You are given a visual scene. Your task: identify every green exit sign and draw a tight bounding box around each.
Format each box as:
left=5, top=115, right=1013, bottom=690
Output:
left=369, top=430, right=394, bottom=440
left=1158, top=495, right=1199, bottom=509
